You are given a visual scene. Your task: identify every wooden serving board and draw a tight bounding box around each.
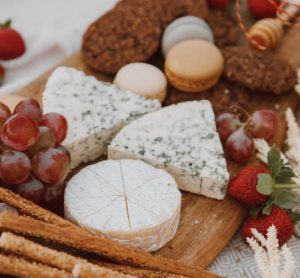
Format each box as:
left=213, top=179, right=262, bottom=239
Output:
left=13, top=27, right=300, bottom=269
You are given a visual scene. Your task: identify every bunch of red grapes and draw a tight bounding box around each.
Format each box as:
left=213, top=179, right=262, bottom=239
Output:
left=0, top=98, right=70, bottom=210
left=216, top=109, right=277, bottom=163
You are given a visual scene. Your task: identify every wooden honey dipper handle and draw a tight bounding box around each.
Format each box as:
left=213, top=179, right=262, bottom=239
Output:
left=249, top=2, right=299, bottom=49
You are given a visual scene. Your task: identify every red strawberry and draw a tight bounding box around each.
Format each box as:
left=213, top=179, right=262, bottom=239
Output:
left=0, top=65, right=4, bottom=86
left=242, top=205, right=293, bottom=246
left=248, top=0, right=280, bottom=18
left=206, top=0, right=230, bottom=9
left=228, top=164, right=270, bottom=206
left=0, top=20, right=26, bottom=60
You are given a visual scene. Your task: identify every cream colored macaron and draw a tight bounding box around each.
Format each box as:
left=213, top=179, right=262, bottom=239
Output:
left=165, top=39, right=224, bottom=93
left=113, top=63, right=167, bottom=102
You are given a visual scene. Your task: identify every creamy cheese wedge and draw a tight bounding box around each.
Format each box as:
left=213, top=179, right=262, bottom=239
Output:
left=108, top=100, right=229, bottom=200
left=43, top=67, right=161, bottom=169
left=64, top=159, right=181, bottom=252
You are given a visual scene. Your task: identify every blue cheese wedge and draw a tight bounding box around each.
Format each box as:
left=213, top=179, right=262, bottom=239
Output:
left=64, top=159, right=181, bottom=252
left=43, top=67, right=161, bottom=169
left=108, top=100, right=229, bottom=200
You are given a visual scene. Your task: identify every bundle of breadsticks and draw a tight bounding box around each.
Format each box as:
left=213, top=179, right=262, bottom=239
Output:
left=0, top=187, right=223, bottom=278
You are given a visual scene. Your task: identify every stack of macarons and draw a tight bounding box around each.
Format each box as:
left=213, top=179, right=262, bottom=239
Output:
left=113, top=16, right=223, bottom=101
left=163, top=16, right=224, bottom=93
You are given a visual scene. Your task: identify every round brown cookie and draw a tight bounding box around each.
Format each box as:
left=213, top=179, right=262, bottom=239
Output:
left=115, top=0, right=208, bottom=28
left=82, top=7, right=161, bottom=74
left=222, top=46, right=297, bottom=95
left=206, top=10, right=239, bottom=48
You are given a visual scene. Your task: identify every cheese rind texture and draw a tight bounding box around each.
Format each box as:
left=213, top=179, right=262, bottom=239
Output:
left=43, top=67, right=161, bottom=169
left=108, top=100, right=229, bottom=200
left=64, top=159, right=181, bottom=252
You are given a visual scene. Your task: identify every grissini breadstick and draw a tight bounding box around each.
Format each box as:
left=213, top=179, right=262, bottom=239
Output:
left=0, top=186, right=76, bottom=228
left=94, top=261, right=186, bottom=278
left=72, top=263, right=134, bottom=278
left=0, top=252, right=71, bottom=278
left=0, top=212, right=224, bottom=278
left=0, top=232, right=133, bottom=278
left=0, top=232, right=183, bottom=278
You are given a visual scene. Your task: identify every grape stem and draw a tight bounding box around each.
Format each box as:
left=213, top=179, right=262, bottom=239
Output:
left=229, top=105, right=252, bottom=130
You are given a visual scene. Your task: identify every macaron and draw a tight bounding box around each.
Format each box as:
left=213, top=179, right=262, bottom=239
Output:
left=165, top=39, right=224, bottom=93
left=162, top=16, right=214, bottom=57
left=113, top=63, right=167, bottom=102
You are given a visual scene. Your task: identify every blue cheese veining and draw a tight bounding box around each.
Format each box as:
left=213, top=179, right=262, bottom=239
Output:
left=43, top=67, right=161, bottom=169
left=108, top=100, right=229, bottom=200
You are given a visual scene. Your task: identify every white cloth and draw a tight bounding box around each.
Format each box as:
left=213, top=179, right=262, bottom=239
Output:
left=1, top=1, right=300, bottom=277
left=0, top=0, right=117, bottom=94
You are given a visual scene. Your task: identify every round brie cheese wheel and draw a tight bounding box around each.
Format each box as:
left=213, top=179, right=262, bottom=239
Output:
left=64, top=159, right=181, bottom=252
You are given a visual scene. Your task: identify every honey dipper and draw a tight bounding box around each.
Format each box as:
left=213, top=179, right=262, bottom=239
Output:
left=249, top=2, right=299, bottom=49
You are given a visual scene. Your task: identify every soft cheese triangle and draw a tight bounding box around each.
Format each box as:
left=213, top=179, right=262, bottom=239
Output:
left=43, top=67, right=161, bottom=169
left=108, top=100, right=229, bottom=200
left=64, top=159, right=181, bottom=252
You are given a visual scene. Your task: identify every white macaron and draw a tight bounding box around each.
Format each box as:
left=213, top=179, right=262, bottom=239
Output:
left=162, top=16, right=214, bottom=57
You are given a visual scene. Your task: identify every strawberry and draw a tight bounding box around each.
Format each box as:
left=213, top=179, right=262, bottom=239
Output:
left=228, top=164, right=270, bottom=206
left=206, top=0, right=230, bottom=9
left=242, top=205, right=293, bottom=246
left=0, top=19, right=26, bottom=60
left=0, top=65, right=4, bottom=86
left=248, top=0, right=280, bottom=18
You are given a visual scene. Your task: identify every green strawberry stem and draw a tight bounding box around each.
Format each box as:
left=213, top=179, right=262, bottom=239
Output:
left=0, top=19, right=11, bottom=29
left=274, top=184, right=300, bottom=189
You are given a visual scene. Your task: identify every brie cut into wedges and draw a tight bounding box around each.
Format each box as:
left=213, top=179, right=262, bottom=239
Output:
left=64, top=159, right=181, bottom=252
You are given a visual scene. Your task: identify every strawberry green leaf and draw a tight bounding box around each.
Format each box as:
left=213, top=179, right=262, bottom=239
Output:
left=262, top=202, right=273, bottom=215
left=249, top=205, right=265, bottom=219
left=0, top=77, right=3, bottom=87
left=0, top=19, right=11, bottom=29
left=287, top=210, right=300, bottom=224
left=274, top=190, right=297, bottom=209
left=267, top=146, right=284, bottom=178
left=276, top=166, right=296, bottom=183
left=261, top=195, right=276, bottom=215
left=257, top=173, right=273, bottom=195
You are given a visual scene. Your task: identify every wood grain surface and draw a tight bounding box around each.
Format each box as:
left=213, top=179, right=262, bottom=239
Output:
left=12, top=27, right=300, bottom=270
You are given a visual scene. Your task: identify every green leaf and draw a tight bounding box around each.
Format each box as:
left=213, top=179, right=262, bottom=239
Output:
left=287, top=210, right=300, bottom=223
left=257, top=173, right=273, bottom=195
left=274, top=190, right=297, bottom=209
left=250, top=207, right=262, bottom=219
left=267, top=146, right=284, bottom=178
left=261, top=195, right=276, bottom=216
left=0, top=19, right=11, bottom=29
left=262, top=202, right=273, bottom=215
left=276, top=167, right=296, bottom=185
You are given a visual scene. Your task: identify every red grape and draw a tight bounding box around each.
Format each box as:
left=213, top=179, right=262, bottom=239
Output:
left=43, top=181, right=65, bottom=211
left=15, top=176, right=45, bottom=204
left=39, top=113, right=68, bottom=145
left=14, top=98, right=43, bottom=122
left=1, top=114, right=39, bottom=151
left=0, top=151, right=31, bottom=184
left=216, top=113, right=241, bottom=141
left=226, top=129, right=254, bottom=162
left=27, top=126, right=56, bottom=156
left=247, top=109, right=277, bottom=141
left=0, top=102, right=11, bottom=127
left=31, top=147, right=70, bottom=185
left=0, top=202, right=18, bottom=214
left=56, top=145, right=71, bottom=160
